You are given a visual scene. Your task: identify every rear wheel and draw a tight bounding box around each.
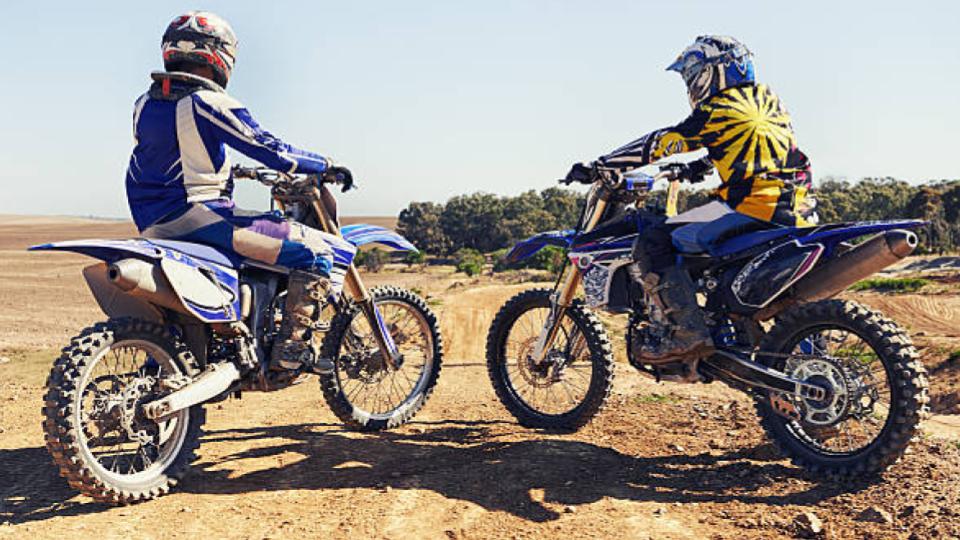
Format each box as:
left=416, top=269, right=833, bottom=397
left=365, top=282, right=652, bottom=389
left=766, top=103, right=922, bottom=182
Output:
left=485, top=288, right=614, bottom=431
left=320, top=286, right=442, bottom=431
left=756, top=300, right=929, bottom=477
left=42, top=319, right=204, bottom=504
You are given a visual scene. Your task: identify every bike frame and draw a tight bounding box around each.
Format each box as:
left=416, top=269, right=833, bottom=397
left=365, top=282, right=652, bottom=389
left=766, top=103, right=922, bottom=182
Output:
left=531, top=176, right=680, bottom=363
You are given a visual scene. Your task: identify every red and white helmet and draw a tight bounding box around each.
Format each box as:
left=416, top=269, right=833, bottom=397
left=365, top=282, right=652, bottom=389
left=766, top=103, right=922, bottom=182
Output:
left=161, top=11, right=238, bottom=87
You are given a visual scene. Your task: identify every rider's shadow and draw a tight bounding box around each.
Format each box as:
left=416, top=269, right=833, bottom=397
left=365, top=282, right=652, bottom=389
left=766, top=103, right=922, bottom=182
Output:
left=180, top=421, right=873, bottom=522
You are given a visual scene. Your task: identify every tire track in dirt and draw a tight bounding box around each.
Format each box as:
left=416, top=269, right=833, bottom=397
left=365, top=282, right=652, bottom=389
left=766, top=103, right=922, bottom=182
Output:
left=850, top=293, right=960, bottom=337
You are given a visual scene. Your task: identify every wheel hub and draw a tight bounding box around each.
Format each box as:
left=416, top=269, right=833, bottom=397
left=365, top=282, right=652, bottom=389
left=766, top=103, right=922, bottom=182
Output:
left=342, top=350, right=390, bottom=383
left=118, top=377, right=159, bottom=445
left=789, top=356, right=854, bottom=426
left=517, top=338, right=565, bottom=388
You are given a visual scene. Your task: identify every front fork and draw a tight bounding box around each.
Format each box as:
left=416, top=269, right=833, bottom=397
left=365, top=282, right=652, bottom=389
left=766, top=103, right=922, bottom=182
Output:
left=531, top=192, right=610, bottom=363
left=310, top=190, right=401, bottom=369
left=343, top=258, right=402, bottom=369
left=532, top=262, right=582, bottom=363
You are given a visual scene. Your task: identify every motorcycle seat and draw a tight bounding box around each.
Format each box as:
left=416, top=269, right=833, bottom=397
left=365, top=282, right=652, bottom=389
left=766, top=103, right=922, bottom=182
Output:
left=673, top=214, right=784, bottom=256
left=148, top=239, right=242, bottom=268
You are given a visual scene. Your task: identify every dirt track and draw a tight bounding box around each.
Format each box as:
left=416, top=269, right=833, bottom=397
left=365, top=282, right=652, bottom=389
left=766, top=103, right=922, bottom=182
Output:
left=1, top=218, right=959, bottom=539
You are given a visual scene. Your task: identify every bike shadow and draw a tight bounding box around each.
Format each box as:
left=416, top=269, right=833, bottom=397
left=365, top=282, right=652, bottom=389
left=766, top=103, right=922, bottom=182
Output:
left=0, top=445, right=109, bottom=524
left=182, top=420, right=877, bottom=522
left=1, top=420, right=879, bottom=525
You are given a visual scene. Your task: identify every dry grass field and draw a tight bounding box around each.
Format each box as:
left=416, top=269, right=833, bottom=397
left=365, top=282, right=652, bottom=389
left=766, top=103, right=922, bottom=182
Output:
left=1, top=216, right=958, bottom=539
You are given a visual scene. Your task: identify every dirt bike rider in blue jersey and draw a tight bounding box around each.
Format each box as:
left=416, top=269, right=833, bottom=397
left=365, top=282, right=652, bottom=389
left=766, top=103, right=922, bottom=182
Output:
left=564, top=36, right=813, bottom=364
left=125, top=11, right=355, bottom=375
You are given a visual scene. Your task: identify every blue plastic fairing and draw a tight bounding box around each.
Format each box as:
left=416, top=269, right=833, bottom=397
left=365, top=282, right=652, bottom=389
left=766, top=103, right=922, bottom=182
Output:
left=340, top=224, right=418, bottom=252
left=505, top=230, right=575, bottom=264
left=710, top=220, right=925, bottom=258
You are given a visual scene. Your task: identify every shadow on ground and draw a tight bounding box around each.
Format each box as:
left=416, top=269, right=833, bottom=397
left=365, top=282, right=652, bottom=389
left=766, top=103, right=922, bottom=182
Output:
left=1, top=420, right=874, bottom=525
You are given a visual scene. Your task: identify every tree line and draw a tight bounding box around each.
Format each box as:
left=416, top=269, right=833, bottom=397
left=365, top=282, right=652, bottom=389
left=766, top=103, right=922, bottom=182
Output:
left=396, top=178, right=960, bottom=260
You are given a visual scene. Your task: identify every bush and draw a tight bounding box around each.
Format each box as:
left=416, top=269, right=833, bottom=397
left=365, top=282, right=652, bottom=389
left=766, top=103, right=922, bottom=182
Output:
left=529, top=245, right=567, bottom=274
left=849, top=277, right=930, bottom=293
left=404, top=250, right=427, bottom=267
left=359, top=248, right=386, bottom=273
left=454, top=248, right=484, bottom=277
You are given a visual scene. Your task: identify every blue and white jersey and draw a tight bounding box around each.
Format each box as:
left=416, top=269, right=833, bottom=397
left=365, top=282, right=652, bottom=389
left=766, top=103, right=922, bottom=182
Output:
left=125, top=73, right=329, bottom=231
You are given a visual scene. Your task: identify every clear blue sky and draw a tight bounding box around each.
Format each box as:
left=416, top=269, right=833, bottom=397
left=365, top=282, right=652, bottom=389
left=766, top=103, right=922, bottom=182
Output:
left=1, top=1, right=958, bottom=218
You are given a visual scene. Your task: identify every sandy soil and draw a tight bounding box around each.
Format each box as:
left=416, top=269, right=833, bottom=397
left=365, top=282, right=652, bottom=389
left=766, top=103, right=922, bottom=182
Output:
left=1, top=218, right=959, bottom=539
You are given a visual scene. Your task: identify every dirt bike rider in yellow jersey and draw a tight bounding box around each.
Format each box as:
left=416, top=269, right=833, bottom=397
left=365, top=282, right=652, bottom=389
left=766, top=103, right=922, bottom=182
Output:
left=564, top=35, right=814, bottom=364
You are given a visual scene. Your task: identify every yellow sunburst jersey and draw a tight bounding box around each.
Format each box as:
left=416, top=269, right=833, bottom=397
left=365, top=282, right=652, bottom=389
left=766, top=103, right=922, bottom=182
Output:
left=599, top=84, right=812, bottom=226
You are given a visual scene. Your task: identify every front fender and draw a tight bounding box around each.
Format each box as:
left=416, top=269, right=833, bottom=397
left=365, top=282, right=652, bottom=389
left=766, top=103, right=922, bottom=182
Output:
left=340, top=224, right=418, bottom=252
left=505, top=230, right=574, bottom=264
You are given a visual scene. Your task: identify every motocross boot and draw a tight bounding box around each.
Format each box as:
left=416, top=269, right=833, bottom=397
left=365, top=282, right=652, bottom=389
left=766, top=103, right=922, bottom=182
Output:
left=635, top=265, right=715, bottom=363
left=271, top=270, right=335, bottom=374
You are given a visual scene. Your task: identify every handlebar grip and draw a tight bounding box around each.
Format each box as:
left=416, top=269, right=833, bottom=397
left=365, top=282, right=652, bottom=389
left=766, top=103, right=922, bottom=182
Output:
left=231, top=165, right=258, bottom=179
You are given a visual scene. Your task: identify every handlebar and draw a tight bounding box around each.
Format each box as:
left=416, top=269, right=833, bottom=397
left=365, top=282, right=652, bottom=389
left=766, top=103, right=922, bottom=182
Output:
left=231, top=165, right=356, bottom=192
left=558, top=160, right=711, bottom=190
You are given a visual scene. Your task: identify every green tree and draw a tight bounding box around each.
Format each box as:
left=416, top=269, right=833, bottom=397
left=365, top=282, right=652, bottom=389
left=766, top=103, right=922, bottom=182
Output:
left=397, top=201, right=449, bottom=254
left=540, top=187, right=583, bottom=229
left=440, top=193, right=509, bottom=253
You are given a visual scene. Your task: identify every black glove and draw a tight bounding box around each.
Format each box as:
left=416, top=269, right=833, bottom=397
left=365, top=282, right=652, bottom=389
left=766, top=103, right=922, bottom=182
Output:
left=660, top=158, right=713, bottom=184
left=322, top=165, right=355, bottom=192
left=562, top=162, right=598, bottom=185
left=685, top=157, right=714, bottom=184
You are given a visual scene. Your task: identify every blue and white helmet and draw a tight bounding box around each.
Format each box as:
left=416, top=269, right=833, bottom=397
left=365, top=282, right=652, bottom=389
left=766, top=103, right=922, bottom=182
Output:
left=666, top=35, right=755, bottom=108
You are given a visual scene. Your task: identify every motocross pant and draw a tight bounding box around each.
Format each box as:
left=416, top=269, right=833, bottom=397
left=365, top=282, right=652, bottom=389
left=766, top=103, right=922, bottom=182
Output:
left=142, top=199, right=338, bottom=274
left=628, top=204, right=766, bottom=362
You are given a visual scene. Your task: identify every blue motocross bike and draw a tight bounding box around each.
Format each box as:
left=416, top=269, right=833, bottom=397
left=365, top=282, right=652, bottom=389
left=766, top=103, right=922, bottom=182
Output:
left=33, top=166, right=443, bottom=504
left=486, top=166, right=929, bottom=477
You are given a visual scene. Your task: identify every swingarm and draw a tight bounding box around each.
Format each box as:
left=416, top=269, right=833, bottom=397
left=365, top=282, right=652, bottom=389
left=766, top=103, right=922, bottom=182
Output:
left=698, top=350, right=827, bottom=413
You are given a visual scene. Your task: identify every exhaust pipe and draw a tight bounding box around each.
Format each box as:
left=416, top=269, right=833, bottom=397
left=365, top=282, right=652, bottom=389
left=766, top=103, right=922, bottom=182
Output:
left=108, top=258, right=189, bottom=315
left=142, top=362, right=241, bottom=420
left=755, top=229, right=917, bottom=320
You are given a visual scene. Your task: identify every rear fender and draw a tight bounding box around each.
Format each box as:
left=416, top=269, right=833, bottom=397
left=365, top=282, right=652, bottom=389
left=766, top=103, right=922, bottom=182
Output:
left=32, top=239, right=240, bottom=323
left=797, top=220, right=925, bottom=255
left=29, top=238, right=166, bottom=263
left=340, top=224, right=418, bottom=252
left=505, top=230, right=575, bottom=264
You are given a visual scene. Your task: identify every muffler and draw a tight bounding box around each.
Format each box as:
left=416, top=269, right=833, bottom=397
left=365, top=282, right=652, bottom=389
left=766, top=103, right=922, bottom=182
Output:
left=108, top=258, right=190, bottom=315
left=142, top=362, right=241, bottom=420
left=755, top=229, right=917, bottom=320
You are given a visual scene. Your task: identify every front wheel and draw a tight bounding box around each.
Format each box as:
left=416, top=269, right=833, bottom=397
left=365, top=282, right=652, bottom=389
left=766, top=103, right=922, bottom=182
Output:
left=320, top=286, right=443, bottom=431
left=42, top=319, right=205, bottom=504
left=485, top=288, right=614, bottom=431
left=756, top=300, right=929, bottom=477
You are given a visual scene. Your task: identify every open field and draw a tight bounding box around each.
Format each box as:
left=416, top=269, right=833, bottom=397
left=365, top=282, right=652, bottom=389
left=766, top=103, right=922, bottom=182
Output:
left=1, top=217, right=959, bottom=539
